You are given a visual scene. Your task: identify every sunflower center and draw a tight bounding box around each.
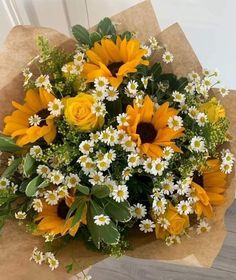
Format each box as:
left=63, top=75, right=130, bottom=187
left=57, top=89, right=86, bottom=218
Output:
left=57, top=199, right=70, bottom=220
left=107, top=62, right=123, bottom=76
left=37, top=108, right=50, bottom=127
left=136, top=122, right=157, bottom=144
left=193, top=172, right=203, bottom=186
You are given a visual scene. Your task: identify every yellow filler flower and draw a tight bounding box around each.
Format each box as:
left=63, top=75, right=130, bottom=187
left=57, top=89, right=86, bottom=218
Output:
left=3, top=88, right=57, bottom=146
left=83, top=37, right=149, bottom=88
left=120, top=95, right=184, bottom=159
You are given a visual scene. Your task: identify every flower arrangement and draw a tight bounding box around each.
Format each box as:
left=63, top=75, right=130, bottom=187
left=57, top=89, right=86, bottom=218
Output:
left=0, top=14, right=234, bottom=273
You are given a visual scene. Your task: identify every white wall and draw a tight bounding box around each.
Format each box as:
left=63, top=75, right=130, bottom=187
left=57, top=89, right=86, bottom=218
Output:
left=0, top=0, right=235, bottom=88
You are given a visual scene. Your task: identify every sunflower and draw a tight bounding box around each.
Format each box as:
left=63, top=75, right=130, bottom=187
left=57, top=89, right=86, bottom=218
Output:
left=83, top=36, right=149, bottom=88
left=3, top=88, right=57, bottom=146
left=35, top=196, right=87, bottom=236
left=119, top=95, right=184, bottom=159
left=191, top=159, right=227, bottom=218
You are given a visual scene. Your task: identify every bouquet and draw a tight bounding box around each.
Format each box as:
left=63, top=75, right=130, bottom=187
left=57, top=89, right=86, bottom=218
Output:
left=0, top=1, right=235, bottom=278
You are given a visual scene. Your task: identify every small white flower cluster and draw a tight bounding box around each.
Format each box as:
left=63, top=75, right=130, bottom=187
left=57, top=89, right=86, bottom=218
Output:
left=22, top=67, right=33, bottom=86
left=35, top=74, right=52, bottom=92
left=189, top=136, right=206, bottom=153
left=62, top=51, right=85, bottom=75
left=220, top=149, right=235, bottom=174
left=165, top=235, right=181, bottom=246
left=143, top=157, right=169, bottom=176
left=148, top=36, right=162, bottom=51
left=15, top=210, right=27, bottom=220
left=30, top=248, right=59, bottom=270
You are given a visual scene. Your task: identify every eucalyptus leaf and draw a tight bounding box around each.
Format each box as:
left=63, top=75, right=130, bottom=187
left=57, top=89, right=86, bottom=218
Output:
left=72, top=25, right=91, bottom=45
left=2, top=158, right=21, bottom=178
left=25, top=175, right=44, bottom=197
left=23, top=153, right=36, bottom=177
left=91, top=185, right=110, bottom=199
left=0, top=134, right=21, bottom=152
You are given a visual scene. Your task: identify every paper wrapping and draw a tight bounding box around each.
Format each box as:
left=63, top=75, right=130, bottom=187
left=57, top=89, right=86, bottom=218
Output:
left=0, top=1, right=235, bottom=279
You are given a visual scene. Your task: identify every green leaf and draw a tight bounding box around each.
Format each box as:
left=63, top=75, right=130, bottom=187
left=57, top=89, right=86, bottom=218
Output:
left=0, top=134, right=21, bottom=152
left=25, top=175, right=44, bottom=197
left=106, top=98, right=122, bottom=118
left=97, top=17, right=116, bottom=36
left=72, top=25, right=91, bottom=45
left=91, top=185, right=110, bottom=199
left=2, top=158, right=21, bottom=178
left=65, top=263, right=73, bottom=273
left=19, top=178, right=32, bottom=192
left=76, top=184, right=90, bottom=195
left=103, top=198, right=131, bottom=223
left=66, top=196, right=83, bottom=220
left=23, top=153, right=36, bottom=177
left=150, top=63, right=162, bottom=78
left=87, top=200, right=120, bottom=248
left=121, top=31, right=132, bottom=40
left=71, top=197, right=86, bottom=227
left=177, top=77, right=188, bottom=91
left=89, top=32, right=102, bottom=45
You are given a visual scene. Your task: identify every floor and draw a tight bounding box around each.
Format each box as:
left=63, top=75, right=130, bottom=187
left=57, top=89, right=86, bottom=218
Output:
left=88, top=202, right=236, bottom=280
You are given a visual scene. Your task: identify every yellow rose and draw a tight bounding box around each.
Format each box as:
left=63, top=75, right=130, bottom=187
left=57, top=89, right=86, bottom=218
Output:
left=63, top=93, right=104, bottom=131
left=199, top=97, right=225, bottom=123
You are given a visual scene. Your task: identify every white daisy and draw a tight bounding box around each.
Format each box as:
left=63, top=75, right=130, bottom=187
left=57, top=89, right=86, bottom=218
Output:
left=44, top=190, right=59, bottom=205
left=15, top=211, right=27, bottom=220
left=79, top=140, right=94, bottom=155
left=165, top=235, right=181, bottom=246
left=28, top=114, right=42, bottom=126
left=202, top=68, right=210, bottom=76
left=127, top=153, right=141, bottom=168
left=43, top=233, right=55, bottom=242
left=32, top=198, right=43, bottom=213
left=92, top=89, right=107, bottom=101
left=161, top=179, right=175, bottom=195
left=37, top=165, right=50, bottom=178
left=222, top=149, right=235, bottom=164
left=157, top=217, right=170, bottom=230
left=49, top=170, right=64, bottom=185
left=89, top=171, right=105, bottom=186
left=94, top=77, right=109, bottom=92
left=65, top=173, right=80, bottom=188
left=0, top=177, right=10, bottom=190
left=220, top=161, right=233, bottom=174
left=73, top=51, right=85, bottom=65
left=176, top=200, right=193, bottom=215
left=29, top=145, right=43, bottom=158
left=162, top=51, right=174, bottom=64
left=219, top=87, right=229, bottom=97
left=121, top=136, right=136, bottom=152
left=202, top=78, right=212, bottom=89
left=105, top=149, right=116, bottom=162
left=149, top=36, right=159, bottom=50
left=172, top=91, right=185, bottom=103
left=45, top=253, right=59, bottom=271
left=106, top=86, right=119, bottom=101
left=57, top=186, right=69, bottom=198
left=152, top=159, right=167, bottom=176
left=122, top=167, right=133, bottom=181
left=94, top=214, right=110, bottom=226
left=196, top=219, right=211, bottom=234
left=97, top=159, right=111, bottom=171
left=104, top=178, right=117, bottom=194
left=35, top=75, right=50, bottom=88
left=89, top=132, right=100, bottom=143
left=185, top=82, right=195, bottom=95
left=190, top=136, right=205, bottom=153
left=167, top=116, right=183, bottom=131
left=61, top=63, right=79, bottom=75
left=163, top=147, right=174, bottom=160
left=130, top=203, right=147, bottom=219
left=188, top=71, right=200, bottom=82
left=48, top=99, right=64, bottom=117
left=196, top=112, right=208, bottom=127
left=142, top=45, right=152, bottom=57
left=112, top=184, right=129, bottom=202
left=81, top=158, right=95, bottom=175
left=7, top=155, right=15, bottom=166
left=91, top=101, right=106, bottom=117
left=126, top=80, right=138, bottom=96
left=117, top=113, right=130, bottom=126
left=143, top=158, right=154, bottom=174
left=176, top=180, right=191, bottom=196
left=30, top=247, right=45, bottom=265
left=139, top=219, right=155, bottom=233
left=188, top=106, right=199, bottom=119
left=152, top=197, right=167, bottom=214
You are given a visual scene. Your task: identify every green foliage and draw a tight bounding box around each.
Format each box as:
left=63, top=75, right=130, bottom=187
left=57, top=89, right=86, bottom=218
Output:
left=23, top=154, right=36, bottom=177
left=2, top=158, right=21, bottom=178
left=25, top=175, right=44, bottom=197
left=97, top=17, right=116, bottom=37
left=91, top=185, right=110, bottom=199
left=72, top=24, right=91, bottom=46
left=76, top=184, right=90, bottom=195
left=103, top=198, right=131, bottom=223
left=0, top=134, right=21, bottom=152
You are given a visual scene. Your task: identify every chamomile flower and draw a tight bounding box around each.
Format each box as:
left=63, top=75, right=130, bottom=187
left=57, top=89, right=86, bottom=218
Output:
left=190, top=136, right=205, bottom=153
left=202, top=78, right=212, bottom=89
left=89, top=171, right=105, bottom=186
left=220, top=161, right=233, bottom=174
left=141, top=76, right=151, bottom=89
left=105, top=149, right=116, bottom=162
left=57, top=186, right=69, bottom=198
left=0, top=177, right=10, bottom=190
left=30, top=247, right=45, bottom=265
left=97, top=159, right=111, bottom=171
left=121, top=136, right=136, bottom=152
left=112, top=184, right=129, bottom=202
left=48, top=99, right=64, bottom=117
left=30, top=145, right=43, bottom=158
left=202, top=68, right=210, bottom=76
left=65, top=173, right=80, bottom=188
left=196, top=219, right=211, bottom=234
left=81, top=158, right=95, bottom=175
left=142, top=45, right=152, bottom=57
left=127, top=153, right=141, bottom=168
left=92, top=89, right=107, bottom=101
left=104, top=178, right=117, bottom=194
left=106, top=86, right=119, bottom=101
left=32, top=198, right=43, bottom=213
left=149, top=36, right=159, bottom=50
left=219, top=87, right=229, bottom=97
left=91, top=101, right=106, bottom=117
left=7, top=155, right=15, bottom=166
left=188, top=106, right=199, bottom=119
left=28, top=114, right=42, bottom=126
left=126, top=80, right=138, bottom=96
left=73, top=51, right=85, bottom=65
left=35, top=74, right=50, bottom=88
left=130, top=203, right=147, bottom=219
left=79, top=140, right=94, bottom=155
left=45, top=252, right=59, bottom=271
left=94, top=77, right=109, bottom=91
left=43, top=233, right=55, bottom=242
left=143, top=158, right=154, bottom=174
left=163, top=147, right=174, bottom=160
left=37, top=165, right=50, bottom=178
left=15, top=211, right=27, bottom=220
left=122, top=167, right=132, bottom=181
left=139, top=219, right=155, bottom=233
left=152, top=197, right=167, bottom=214
left=49, top=170, right=64, bottom=185
left=196, top=112, right=208, bottom=127
left=94, top=214, right=110, bottom=226
left=44, top=190, right=59, bottom=205
left=172, top=91, right=185, bottom=103
left=165, top=235, right=181, bottom=246
left=152, top=159, right=167, bottom=176
left=188, top=71, right=200, bottom=82
left=161, top=179, right=175, bottom=195
left=89, top=132, right=100, bottom=142
left=176, top=177, right=192, bottom=195
left=162, top=51, right=174, bottom=64
left=157, top=217, right=170, bottom=230
left=176, top=200, right=193, bottom=215
left=117, top=113, right=130, bottom=126
left=185, top=82, right=195, bottom=94
left=167, top=116, right=183, bottom=131
left=221, top=149, right=235, bottom=164
left=62, top=63, right=79, bottom=75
